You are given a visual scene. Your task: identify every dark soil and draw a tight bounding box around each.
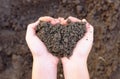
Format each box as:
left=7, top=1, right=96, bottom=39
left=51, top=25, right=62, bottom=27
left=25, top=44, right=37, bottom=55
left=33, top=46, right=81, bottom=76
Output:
left=0, top=0, right=120, bottom=79
left=37, top=21, right=86, bottom=58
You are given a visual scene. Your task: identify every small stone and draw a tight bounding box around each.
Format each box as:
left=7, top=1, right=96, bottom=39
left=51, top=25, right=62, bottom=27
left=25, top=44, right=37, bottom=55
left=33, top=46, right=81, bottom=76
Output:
left=60, top=74, right=63, bottom=78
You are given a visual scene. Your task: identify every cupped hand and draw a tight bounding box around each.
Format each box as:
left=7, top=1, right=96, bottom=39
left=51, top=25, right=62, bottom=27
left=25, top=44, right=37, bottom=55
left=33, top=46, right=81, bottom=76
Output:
left=61, top=16, right=94, bottom=63
left=26, top=16, right=59, bottom=65
left=56, top=16, right=94, bottom=79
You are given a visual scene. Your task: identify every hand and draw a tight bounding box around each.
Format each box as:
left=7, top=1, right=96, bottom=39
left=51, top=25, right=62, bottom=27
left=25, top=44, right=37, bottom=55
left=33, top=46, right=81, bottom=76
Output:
left=61, top=16, right=94, bottom=62
left=26, top=16, right=60, bottom=79
left=26, top=16, right=59, bottom=63
left=61, top=16, right=94, bottom=79
left=71, top=17, right=94, bottom=60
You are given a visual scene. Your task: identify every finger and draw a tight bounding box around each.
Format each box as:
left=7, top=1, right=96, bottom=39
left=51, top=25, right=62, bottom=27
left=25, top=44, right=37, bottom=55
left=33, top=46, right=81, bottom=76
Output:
left=51, top=19, right=57, bottom=25
left=54, top=19, right=60, bottom=24
left=81, top=19, right=94, bottom=42
left=51, top=19, right=60, bottom=25
left=58, top=17, right=67, bottom=25
left=61, top=19, right=67, bottom=25
left=67, top=16, right=81, bottom=22
left=26, top=20, right=39, bottom=37
left=58, top=17, right=64, bottom=20
left=58, top=17, right=64, bottom=22
left=61, top=57, right=69, bottom=64
left=39, top=16, right=54, bottom=22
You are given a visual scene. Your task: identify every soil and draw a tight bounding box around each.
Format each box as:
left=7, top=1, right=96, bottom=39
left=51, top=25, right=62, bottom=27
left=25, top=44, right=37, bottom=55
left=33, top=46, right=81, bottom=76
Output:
left=0, top=0, right=120, bottom=79
left=37, top=21, right=86, bottom=58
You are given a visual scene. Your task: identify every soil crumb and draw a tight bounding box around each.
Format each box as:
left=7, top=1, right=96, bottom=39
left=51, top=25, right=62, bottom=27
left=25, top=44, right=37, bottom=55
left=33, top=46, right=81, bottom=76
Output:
left=37, top=20, right=86, bottom=58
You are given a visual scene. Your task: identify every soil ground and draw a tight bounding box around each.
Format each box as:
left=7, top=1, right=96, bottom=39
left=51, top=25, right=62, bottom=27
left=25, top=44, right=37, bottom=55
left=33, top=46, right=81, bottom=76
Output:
left=0, top=0, right=120, bottom=79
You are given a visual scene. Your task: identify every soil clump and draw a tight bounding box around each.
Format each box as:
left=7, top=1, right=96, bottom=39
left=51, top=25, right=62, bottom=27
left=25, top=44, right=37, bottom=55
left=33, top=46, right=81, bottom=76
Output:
left=37, top=21, right=86, bottom=58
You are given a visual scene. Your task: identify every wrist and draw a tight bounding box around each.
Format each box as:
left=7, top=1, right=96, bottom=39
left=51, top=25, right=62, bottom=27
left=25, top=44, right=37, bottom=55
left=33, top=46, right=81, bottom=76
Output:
left=33, top=57, right=58, bottom=67
left=71, top=56, right=88, bottom=64
left=32, top=57, right=58, bottom=79
left=62, top=58, right=89, bottom=79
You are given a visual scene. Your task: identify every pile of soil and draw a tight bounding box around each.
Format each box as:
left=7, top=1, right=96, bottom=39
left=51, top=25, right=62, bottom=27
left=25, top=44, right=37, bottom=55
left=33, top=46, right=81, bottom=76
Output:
left=37, top=21, right=86, bottom=58
left=0, top=0, right=120, bottom=79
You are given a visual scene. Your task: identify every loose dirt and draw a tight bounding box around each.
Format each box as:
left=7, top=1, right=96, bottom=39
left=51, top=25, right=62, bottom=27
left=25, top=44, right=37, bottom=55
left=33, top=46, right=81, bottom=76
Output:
left=0, top=0, right=120, bottom=79
left=37, top=21, right=86, bottom=58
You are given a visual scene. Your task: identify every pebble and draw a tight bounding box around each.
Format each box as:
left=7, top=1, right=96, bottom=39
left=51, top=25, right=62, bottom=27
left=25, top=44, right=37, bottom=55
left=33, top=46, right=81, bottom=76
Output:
left=60, top=74, right=63, bottom=78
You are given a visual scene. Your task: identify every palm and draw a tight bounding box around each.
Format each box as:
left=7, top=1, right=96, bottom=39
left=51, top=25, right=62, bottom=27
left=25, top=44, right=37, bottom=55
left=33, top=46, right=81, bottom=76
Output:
left=61, top=17, right=94, bottom=62
left=72, top=19, right=93, bottom=59
left=26, top=16, right=59, bottom=64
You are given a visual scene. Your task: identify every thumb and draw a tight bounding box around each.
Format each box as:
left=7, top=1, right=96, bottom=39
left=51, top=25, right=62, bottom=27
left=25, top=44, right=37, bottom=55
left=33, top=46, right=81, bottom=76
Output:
left=81, top=19, right=94, bottom=42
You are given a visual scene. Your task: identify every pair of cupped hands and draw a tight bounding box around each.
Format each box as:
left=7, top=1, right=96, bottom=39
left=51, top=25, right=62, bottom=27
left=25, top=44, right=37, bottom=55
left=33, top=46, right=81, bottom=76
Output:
left=26, top=16, right=93, bottom=70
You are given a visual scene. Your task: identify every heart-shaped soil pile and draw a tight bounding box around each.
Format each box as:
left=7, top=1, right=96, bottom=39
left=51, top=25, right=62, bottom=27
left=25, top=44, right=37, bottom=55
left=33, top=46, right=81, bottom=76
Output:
left=36, top=21, right=86, bottom=58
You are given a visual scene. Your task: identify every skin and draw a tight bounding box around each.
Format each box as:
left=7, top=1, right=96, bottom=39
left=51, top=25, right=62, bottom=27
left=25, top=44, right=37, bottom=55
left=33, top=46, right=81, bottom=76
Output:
left=26, top=16, right=59, bottom=79
left=61, top=17, right=94, bottom=79
left=26, top=16, right=94, bottom=79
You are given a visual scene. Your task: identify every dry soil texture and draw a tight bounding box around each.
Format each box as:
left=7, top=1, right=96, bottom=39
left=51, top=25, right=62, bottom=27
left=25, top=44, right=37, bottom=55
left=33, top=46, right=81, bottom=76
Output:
left=0, top=0, right=120, bottom=79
